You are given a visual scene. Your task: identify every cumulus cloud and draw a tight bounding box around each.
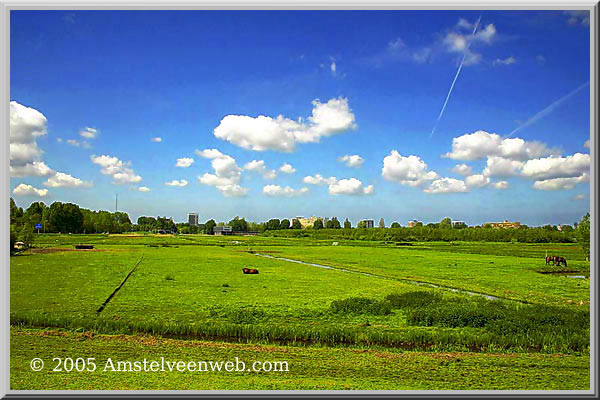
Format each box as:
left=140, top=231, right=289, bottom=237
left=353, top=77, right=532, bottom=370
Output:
left=151, top=137, right=162, bottom=142
left=263, top=185, right=309, bottom=197
left=10, top=101, right=47, bottom=168
left=424, top=178, right=468, bottom=194
left=196, top=148, right=247, bottom=197
left=465, top=174, right=490, bottom=188
left=381, top=151, right=439, bottom=187
left=329, top=178, right=374, bottom=195
left=492, top=181, right=509, bottom=190
left=493, top=56, right=516, bottom=66
left=303, top=174, right=338, bottom=185
left=584, top=139, right=590, bottom=148
left=212, top=97, right=357, bottom=152
left=79, top=127, right=98, bottom=139
left=452, top=163, right=472, bottom=176
left=243, top=160, right=277, bottom=180
left=338, top=154, right=365, bottom=168
left=44, top=172, right=92, bottom=188
left=12, top=183, right=48, bottom=197
left=444, top=130, right=557, bottom=161
left=532, top=173, right=589, bottom=191
left=175, top=157, right=194, bottom=168
left=91, top=154, right=142, bottom=184
left=138, top=186, right=151, bottom=192
left=165, top=179, right=188, bottom=187
left=10, top=161, right=54, bottom=178
left=520, top=153, right=590, bottom=180
left=482, top=156, right=524, bottom=177
left=279, top=163, right=296, bottom=174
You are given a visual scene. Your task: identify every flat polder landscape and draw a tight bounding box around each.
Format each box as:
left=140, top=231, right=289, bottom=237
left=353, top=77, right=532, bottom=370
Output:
left=10, top=233, right=590, bottom=390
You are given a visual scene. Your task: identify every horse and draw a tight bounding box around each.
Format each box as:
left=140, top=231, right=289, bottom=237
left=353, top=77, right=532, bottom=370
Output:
left=242, top=268, right=259, bottom=274
left=553, top=256, right=567, bottom=267
left=545, top=255, right=553, bottom=265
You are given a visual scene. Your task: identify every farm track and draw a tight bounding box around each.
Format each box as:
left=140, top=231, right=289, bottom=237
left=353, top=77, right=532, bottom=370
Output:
left=253, top=253, right=529, bottom=303
left=96, top=256, right=144, bottom=314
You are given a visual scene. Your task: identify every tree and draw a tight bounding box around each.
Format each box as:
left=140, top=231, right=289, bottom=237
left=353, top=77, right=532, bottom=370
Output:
left=265, top=219, right=281, bottom=231
left=343, top=218, right=351, bottom=229
left=291, top=219, right=302, bottom=229
left=357, top=220, right=366, bottom=229
left=439, top=217, right=452, bottom=229
left=391, top=222, right=400, bottom=228
left=330, top=217, right=341, bottom=229
left=10, top=224, right=17, bottom=253
left=280, top=219, right=290, bottom=229
left=19, top=224, right=34, bottom=248
left=378, top=218, right=385, bottom=228
left=576, top=213, right=590, bottom=259
left=229, top=216, right=248, bottom=232
left=313, top=219, right=323, bottom=230
left=47, top=202, right=84, bottom=233
left=204, top=219, right=216, bottom=234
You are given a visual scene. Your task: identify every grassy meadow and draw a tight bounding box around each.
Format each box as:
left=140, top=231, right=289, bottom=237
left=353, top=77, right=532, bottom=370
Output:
left=10, top=233, right=591, bottom=390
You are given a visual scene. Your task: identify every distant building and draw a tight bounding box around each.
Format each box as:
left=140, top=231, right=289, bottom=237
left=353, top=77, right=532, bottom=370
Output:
left=360, top=219, right=374, bottom=229
left=188, top=213, right=199, bottom=226
left=451, top=220, right=466, bottom=228
left=213, top=226, right=233, bottom=235
left=408, top=220, right=422, bottom=228
left=294, top=216, right=322, bottom=228
left=486, top=220, right=521, bottom=229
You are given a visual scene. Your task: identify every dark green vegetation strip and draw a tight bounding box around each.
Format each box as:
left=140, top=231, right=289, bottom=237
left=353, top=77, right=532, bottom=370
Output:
left=96, top=256, right=144, bottom=314
left=11, top=327, right=590, bottom=390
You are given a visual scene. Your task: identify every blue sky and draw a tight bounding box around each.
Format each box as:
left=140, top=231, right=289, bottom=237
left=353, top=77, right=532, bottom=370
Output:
left=9, top=10, right=591, bottom=226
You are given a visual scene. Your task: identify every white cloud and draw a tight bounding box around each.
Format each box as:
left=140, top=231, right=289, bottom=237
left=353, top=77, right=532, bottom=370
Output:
left=10, top=161, right=54, bottom=178
left=584, top=139, right=590, bottom=148
left=520, top=153, right=590, bottom=180
left=532, top=173, right=589, bottom=191
left=176, top=157, right=194, bottom=168
left=91, top=154, right=142, bottom=184
left=536, top=54, right=546, bottom=65
left=79, top=127, right=98, bottom=139
left=381, top=151, right=439, bottom=187
left=165, top=179, right=188, bottom=187
left=330, top=61, right=337, bottom=74
left=151, top=137, right=162, bottom=143
left=196, top=148, right=247, bottom=197
left=66, top=139, right=91, bottom=148
left=493, top=56, right=516, bottom=66
left=492, top=181, right=509, bottom=190
left=442, top=21, right=496, bottom=66
left=279, top=163, right=296, bottom=174
left=212, top=97, right=357, bottom=152
left=10, top=101, right=47, bottom=168
left=243, top=160, right=277, bottom=180
left=138, top=186, right=151, bottom=192
left=424, top=178, right=468, bottom=194
left=444, top=130, right=557, bottom=161
left=263, top=185, right=309, bottom=197
left=44, top=172, right=92, bottom=188
left=565, top=11, right=590, bottom=26
left=329, top=178, right=374, bottom=195
left=482, top=156, right=524, bottom=177
left=338, top=154, right=364, bottom=168
left=452, top=163, right=472, bottom=176
left=465, top=174, right=490, bottom=188
left=12, top=183, right=48, bottom=197
left=303, top=174, right=337, bottom=185
left=572, top=194, right=585, bottom=201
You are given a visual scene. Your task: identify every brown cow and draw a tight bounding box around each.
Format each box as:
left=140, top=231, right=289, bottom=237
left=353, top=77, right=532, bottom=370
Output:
left=242, top=268, right=259, bottom=274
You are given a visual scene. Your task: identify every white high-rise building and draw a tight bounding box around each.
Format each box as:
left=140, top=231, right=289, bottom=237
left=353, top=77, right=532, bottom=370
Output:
left=188, top=213, right=199, bottom=226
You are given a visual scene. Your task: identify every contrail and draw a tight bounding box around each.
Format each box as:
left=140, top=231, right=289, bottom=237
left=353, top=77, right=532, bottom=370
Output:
left=430, top=16, right=481, bottom=138
left=505, top=81, right=590, bottom=138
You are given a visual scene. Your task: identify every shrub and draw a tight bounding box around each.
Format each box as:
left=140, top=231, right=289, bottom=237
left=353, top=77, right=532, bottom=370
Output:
left=329, top=297, right=392, bottom=316
left=385, top=291, right=444, bottom=309
left=165, top=274, right=175, bottom=281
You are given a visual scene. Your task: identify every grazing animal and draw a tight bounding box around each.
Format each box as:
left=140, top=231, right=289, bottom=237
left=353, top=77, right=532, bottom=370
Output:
left=242, top=268, right=259, bottom=274
left=546, top=255, right=567, bottom=267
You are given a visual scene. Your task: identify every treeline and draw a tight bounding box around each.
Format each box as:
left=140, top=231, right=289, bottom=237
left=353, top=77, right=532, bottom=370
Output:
left=10, top=198, right=133, bottom=249
left=262, top=223, right=590, bottom=246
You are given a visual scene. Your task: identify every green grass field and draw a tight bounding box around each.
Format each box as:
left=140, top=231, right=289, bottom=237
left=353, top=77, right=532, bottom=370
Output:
left=10, top=234, right=591, bottom=390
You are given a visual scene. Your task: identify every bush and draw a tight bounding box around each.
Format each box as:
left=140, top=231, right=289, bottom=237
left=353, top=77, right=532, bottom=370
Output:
left=329, top=297, right=392, bottom=316
left=227, top=308, right=266, bottom=324
left=385, top=291, right=444, bottom=309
